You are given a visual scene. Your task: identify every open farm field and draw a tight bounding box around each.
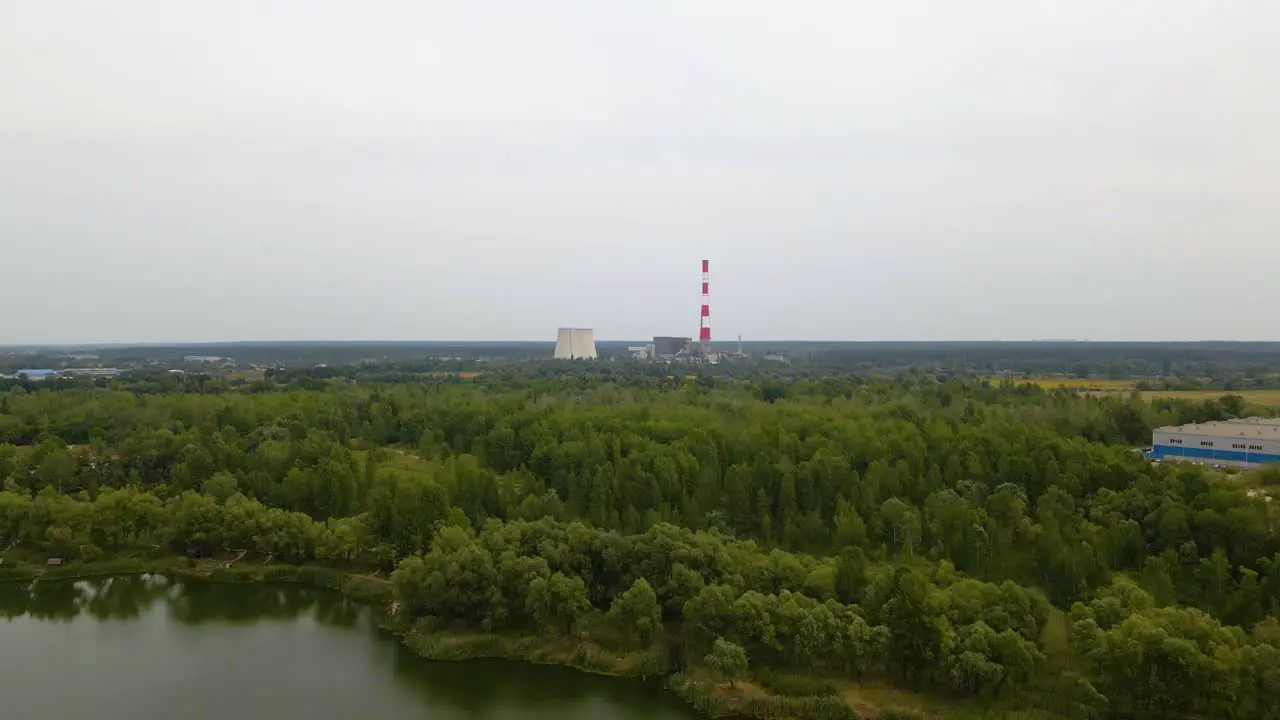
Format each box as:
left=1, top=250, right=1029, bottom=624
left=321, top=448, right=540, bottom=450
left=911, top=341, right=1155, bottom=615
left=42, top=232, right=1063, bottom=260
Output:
left=991, top=376, right=1280, bottom=406
left=987, top=376, right=1136, bottom=391
left=226, top=369, right=267, bottom=383
left=1139, top=389, right=1280, bottom=406
left=1032, top=377, right=1132, bottom=390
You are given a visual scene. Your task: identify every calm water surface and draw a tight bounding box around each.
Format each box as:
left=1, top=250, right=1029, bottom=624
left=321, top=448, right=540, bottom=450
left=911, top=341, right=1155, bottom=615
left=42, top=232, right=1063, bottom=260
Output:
left=0, top=575, right=702, bottom=720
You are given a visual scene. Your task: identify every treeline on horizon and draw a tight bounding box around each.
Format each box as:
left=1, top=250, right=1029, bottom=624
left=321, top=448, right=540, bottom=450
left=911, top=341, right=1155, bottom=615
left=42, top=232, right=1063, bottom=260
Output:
left=1, top=372, right=1278, bottom=719
left=5, top=340, right=1280, bottom=385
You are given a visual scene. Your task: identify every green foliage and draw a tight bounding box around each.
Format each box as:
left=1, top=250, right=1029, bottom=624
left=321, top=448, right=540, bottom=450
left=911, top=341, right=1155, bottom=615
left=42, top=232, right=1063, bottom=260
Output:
left=392, top=526, right=503, bottom=628
left=754, top=669, right=838, bottom=697
left=1259, top=466, right=1280, bottom=486
left=610, top=578, right=662, bottom=646
left=882, top=569, right=946, bottom=686
left=1073, top=602, right=1258, bottom=718
left=526, top=571, right=590, bottom=635
left=201, top=472, right=239, bottom=503
left=835, top=547, right=869, bottom=604
left=705, top=637, right=748, bottom=687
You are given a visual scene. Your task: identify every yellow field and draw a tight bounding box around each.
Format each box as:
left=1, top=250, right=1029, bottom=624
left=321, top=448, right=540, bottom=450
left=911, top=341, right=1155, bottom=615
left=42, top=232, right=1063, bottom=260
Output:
left=986, top=376, right=1280, bottom=406
left=987, top=376, right=1134, bottom=391
left=1139, top=389, right=1280, bottom=406
left=225, top=369, right=267, bottom=383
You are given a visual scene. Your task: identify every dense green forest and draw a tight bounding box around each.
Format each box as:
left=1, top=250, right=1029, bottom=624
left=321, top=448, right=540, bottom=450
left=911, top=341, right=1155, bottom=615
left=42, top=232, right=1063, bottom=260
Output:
left=1, top=370, right=1278, bottom=719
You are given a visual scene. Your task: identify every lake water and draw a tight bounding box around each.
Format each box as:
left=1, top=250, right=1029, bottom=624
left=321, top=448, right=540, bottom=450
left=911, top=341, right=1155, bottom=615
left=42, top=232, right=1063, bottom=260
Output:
left=0, top=575, right=703, bottom=720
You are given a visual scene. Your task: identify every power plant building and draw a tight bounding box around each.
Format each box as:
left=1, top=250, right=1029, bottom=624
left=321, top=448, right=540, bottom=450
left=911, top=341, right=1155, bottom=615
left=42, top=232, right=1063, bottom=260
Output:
left=653, top=336, right=692, bottom=360
left=1151, top=417, right=1280, bottom=468
left=553, top=328, right=597, bottom=359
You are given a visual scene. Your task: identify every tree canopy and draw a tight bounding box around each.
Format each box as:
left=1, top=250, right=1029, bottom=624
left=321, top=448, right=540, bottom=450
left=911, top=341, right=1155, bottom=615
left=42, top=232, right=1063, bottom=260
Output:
left=0, top=367, right=1277, bottom=719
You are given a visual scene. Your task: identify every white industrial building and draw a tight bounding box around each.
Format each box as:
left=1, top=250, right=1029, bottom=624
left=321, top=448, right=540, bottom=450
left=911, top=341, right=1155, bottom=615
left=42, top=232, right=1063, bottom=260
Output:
left=553, top=328, right=597, bottom=359
left=1151, top=417, right=1280, bottom=469
left=61, top=367, right=123, bottom=377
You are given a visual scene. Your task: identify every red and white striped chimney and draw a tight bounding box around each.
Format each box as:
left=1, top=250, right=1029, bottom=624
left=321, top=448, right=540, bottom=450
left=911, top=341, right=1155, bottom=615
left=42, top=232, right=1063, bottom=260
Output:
left=699, top=259, right=711, bottom=356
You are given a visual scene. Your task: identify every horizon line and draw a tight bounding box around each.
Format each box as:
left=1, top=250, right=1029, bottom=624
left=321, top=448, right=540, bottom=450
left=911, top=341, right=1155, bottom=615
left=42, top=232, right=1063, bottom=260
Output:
left=6, top=338, right=1280, bottom=348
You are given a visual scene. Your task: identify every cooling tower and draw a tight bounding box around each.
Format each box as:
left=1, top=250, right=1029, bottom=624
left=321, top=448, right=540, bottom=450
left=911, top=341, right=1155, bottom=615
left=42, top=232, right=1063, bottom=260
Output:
left=553, top=328, right=597, bottom=359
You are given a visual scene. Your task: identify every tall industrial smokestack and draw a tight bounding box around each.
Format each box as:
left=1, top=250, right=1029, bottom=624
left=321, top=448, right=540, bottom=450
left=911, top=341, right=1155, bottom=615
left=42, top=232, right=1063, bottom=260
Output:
left=553, top=328, right=597, bottom=359
left=699, top=260, right=711, bottom=357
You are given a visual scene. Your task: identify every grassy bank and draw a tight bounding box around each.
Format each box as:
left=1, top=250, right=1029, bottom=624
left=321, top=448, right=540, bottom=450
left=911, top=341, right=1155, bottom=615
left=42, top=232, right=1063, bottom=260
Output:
left=669, top=674, right=861, bottom=720
left=397, top=625, right=877, bottom=720
left=398, top=625, right=669, bottom=678
left=0, top=553, right=189, bottom=583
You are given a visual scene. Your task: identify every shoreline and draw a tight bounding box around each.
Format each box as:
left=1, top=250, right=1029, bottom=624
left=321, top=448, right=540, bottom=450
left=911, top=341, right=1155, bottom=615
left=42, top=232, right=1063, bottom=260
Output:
left=0, top=556, right=396, bottom=604
left=0, top=555, right=865, bottom=720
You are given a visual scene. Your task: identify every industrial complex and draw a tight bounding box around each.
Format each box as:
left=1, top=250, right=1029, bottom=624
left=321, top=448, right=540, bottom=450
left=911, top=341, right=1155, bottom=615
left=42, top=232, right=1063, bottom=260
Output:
left=553, top=260, right=731, bottom=363
left=1151, top=417, right=1280, bottom=469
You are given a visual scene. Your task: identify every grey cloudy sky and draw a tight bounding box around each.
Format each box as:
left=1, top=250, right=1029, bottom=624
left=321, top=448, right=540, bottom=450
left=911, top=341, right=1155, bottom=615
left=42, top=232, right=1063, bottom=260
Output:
left=1, top=1, right=1277, bottom=343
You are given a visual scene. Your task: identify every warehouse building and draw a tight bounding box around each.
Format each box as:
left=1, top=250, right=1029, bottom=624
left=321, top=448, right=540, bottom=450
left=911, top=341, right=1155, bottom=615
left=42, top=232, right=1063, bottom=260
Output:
left=1151, top=418, right=1280, bottom=468
left=61, top=367, right=123, bottom=377
left=6, top=369, right=58, bottom=380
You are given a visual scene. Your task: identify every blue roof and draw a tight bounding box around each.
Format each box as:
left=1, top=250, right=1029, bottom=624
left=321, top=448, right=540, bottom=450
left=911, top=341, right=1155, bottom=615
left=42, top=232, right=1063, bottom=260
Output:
left=13, top=369, right=57, bottom=377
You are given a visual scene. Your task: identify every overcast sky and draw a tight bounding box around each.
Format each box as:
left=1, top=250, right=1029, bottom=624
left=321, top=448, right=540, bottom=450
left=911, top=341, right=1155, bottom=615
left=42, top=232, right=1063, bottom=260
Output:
left=1, top=1, right=1276, bottom=343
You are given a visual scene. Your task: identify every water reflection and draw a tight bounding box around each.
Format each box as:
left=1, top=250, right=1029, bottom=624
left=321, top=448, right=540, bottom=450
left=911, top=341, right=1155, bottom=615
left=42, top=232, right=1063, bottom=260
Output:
left=389, top=652, right=682, bottom=720
left=88, top=575, right=172, bottom=621
left=0, top=577, right=91, bottom=621
left=0, top=575, right=703, bottom=720
left=166, top=580, right=362, bottom=628
left=0, top=575, right=366, bottom=631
